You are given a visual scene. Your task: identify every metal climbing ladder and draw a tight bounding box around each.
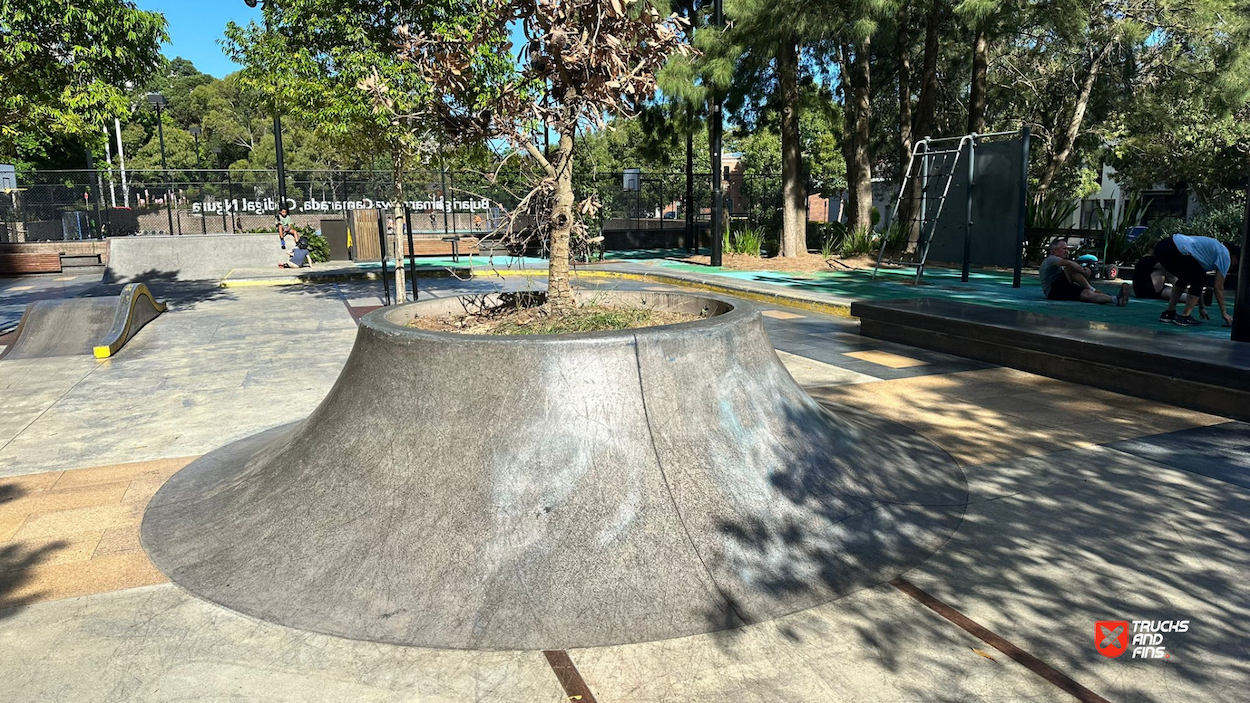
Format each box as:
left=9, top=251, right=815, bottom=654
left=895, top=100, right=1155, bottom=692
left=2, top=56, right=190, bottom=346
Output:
left=873, top=135, right=970, bottom=283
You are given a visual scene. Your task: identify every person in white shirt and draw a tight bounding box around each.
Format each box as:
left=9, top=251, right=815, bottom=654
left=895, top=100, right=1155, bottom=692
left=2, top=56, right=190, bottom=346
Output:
left=1153, top=234, right=1239, bottom=327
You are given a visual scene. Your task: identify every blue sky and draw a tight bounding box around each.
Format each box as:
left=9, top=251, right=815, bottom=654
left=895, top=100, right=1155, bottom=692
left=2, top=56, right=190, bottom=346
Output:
left=135, top=1, right=261, bottom=78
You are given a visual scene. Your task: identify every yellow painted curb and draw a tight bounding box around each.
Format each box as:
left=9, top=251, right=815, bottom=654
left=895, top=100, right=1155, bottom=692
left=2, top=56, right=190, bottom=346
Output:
left=219, top=271, right=384, bottom=288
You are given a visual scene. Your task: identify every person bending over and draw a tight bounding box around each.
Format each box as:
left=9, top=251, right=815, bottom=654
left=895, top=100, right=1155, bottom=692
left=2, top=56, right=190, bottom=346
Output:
left=1132, top=254, right=1210, bottom=309
left=1154, top=234, right=1239, bottom=327
left=1040, top=239, right=1130, bottom=306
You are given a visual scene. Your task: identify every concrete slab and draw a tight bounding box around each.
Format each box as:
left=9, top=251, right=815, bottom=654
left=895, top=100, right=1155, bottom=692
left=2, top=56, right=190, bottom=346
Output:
left=574, top=583, right=1067, bottom=703
left=0, top=585, right=566, bottom=703
left=776, top=351, right=879, bottom=387
left=0, top=288, right=357, bottom=477
left=1107, top=422, right=1250, bottom=489
left=104, top=234, right=289, bottom=283
left=905, top=445, right=1250, bottom=703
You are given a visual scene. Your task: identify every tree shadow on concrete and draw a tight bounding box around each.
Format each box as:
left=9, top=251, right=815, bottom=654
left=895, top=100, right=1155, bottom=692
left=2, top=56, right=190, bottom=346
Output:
left=691, top=398, right=967, bottom=649
left=92, top=270, right=236, bottom=312
left=0, top=483, right=67, bottom=619
left=694, top=369, right=1250, bottom=702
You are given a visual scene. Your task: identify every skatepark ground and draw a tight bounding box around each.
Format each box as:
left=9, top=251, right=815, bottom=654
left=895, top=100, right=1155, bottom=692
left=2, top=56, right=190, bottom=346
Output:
left=0, top=272, right=1247, bottom=702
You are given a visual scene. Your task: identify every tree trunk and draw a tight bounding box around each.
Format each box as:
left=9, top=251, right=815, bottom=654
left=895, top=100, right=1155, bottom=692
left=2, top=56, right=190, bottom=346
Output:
left=778, top=34, right=805, bottom=256
left=897, top=4, right=920, bottom=251
left=1037, top=43, right=1111, bottom=194
left=848, top=36, right=873, bottom=233
left=967, top=26, right=988, bottom=135
left=547, top=131, right=576, bottom=312
left=839, top=42, right=856, bottom=226
left=913, top=1, right=943, bottom=143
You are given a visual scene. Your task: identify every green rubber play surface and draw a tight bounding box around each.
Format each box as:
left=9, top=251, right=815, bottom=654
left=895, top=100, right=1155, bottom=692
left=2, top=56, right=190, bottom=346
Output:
left=652, top=261, right=1237, bottom=339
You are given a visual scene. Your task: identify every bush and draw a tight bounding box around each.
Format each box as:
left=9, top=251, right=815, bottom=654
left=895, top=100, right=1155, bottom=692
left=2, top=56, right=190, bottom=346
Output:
left=295, top=225, right=330, bottom=263
left=838, top=226, right=876, bottom=257
left=735, top=227, right=765, bottom=256
left=1184, top=201, right=1245, bottom=243
left=721, top=225, right=765, bottom=256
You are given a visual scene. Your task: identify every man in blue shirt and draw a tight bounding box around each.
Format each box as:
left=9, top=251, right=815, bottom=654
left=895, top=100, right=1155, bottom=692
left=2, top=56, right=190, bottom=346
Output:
left=1154, top=234, right=1240, bottom=327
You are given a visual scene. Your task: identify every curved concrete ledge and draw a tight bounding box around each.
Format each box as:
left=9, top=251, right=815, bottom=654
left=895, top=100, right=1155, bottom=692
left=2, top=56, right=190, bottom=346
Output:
left=142, top=292, right=966, bottom=650
left=1, top=283, right=166, bottom=361
left=93, top=283, right=167, bottom=359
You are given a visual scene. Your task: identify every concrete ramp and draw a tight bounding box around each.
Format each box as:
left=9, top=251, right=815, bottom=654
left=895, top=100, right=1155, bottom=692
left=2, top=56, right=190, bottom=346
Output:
left=0, top=283, right=166, bottom=361
left=142, top=292, right=967, bottom=650
left=105, top=234, right=288, bottom=283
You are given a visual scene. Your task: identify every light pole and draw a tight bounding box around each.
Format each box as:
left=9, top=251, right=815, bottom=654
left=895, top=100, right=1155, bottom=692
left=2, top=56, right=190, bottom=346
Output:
left=245, top=0, right=289, bottom=210
left=146, top=92, right=177, bottom=236
left=212, top=147, right=229, bottom=233
left=189, top=126, right=202, bottom=168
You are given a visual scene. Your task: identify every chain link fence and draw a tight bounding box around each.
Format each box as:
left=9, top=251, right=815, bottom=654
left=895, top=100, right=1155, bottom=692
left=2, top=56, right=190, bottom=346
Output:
left=0, top=167, right=792, bottom=248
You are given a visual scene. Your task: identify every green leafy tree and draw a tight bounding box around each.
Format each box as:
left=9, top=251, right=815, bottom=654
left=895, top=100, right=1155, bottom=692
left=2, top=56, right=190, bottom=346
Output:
left=0, top=0, right=166, bottom=162
left=223, top=1, right=436, bottom=209
left=381, top=0, right=692, bottom=311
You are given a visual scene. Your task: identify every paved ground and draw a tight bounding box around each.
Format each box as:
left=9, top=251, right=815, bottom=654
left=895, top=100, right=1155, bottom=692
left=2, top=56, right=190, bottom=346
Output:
left=0, top=271, right=1246, bottom=702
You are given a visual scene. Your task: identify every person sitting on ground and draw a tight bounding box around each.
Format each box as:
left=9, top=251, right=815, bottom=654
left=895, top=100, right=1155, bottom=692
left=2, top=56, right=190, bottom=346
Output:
left=1153, top=234, right=1239, bottom=327
left=276, top=207, right=296, bottom=249
left=1039, top=239, right=1130, bottom=306
left=280, top=234, right=313, bottom=269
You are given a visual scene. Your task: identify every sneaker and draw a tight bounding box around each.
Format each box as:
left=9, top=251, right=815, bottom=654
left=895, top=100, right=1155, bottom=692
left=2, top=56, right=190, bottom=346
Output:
left=1173, top=315, right=1203, bottom=327
left=281, top=243, right=287, bottom=249
left=1159, top=310, right=1177, bottom=323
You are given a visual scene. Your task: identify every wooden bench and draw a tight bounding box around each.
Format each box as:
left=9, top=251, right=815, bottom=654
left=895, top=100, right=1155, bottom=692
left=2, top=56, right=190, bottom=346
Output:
left=403, top=237, right=480, bottom=257
left=0, top=252, right=61, bottom=275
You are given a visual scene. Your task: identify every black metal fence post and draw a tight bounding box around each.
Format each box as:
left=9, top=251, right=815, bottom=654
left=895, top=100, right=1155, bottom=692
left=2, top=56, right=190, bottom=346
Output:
left=405, top=205, right=418, bottom=301
left=376, top=208, right=391, bottom=306
left=1013, top=127, right=1031, bottom=288
left=1232, top=162, right=1250, bottom=342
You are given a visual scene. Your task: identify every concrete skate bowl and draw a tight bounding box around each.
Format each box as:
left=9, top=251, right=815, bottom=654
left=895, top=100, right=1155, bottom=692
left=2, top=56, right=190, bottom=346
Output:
left=142, top=292, right=967, bottom=650
left=0, top=283, right=166, bottom=361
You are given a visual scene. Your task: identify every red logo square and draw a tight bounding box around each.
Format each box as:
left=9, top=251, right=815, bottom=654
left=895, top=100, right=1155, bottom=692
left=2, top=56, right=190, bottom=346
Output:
left=1096, top=621, right=1129, bottom=658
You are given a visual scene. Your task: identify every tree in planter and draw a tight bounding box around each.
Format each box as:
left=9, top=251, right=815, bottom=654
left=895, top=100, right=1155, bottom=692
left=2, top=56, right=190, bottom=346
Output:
left=371, top=0, right=691, bottom=312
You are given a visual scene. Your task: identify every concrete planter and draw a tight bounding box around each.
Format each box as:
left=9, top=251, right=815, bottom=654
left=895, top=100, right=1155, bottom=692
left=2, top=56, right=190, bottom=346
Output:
left=142, top=292, right=966, bottom=650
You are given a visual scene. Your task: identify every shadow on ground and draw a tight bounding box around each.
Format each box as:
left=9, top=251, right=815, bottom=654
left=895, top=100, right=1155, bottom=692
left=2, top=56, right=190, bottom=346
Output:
left=0, top=483, right=66, bottom=617
left=696, top=368, right=1250, bottom=703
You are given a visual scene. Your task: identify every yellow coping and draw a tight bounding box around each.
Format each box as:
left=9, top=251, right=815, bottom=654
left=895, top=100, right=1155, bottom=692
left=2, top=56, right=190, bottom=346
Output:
left=92, top=283, right=168, bottom=359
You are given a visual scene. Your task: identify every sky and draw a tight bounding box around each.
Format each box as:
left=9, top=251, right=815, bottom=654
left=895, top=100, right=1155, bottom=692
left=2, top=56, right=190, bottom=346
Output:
left=134, top=1, right=262, bottom=78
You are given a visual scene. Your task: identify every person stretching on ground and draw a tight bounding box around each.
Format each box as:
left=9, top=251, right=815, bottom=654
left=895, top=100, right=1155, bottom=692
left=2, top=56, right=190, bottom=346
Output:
left=1040, top=239, right=1130, bottom=306
left=1154, top=234, right=1239, bottom=327
left=1132, top=254, right=1210, bottom=310
left=276, top=207, right=296, bottom=249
